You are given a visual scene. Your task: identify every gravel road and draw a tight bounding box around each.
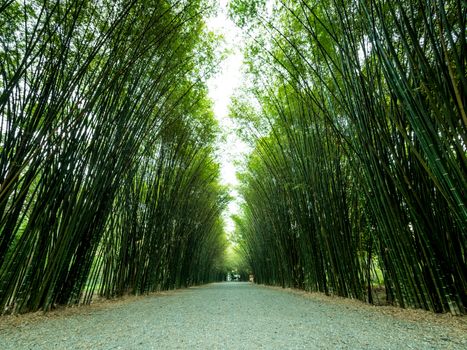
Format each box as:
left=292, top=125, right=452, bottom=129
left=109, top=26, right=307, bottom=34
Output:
left=0, top=282, right=465, bottom=349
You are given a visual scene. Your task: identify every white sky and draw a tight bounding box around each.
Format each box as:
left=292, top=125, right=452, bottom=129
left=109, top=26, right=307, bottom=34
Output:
left=206, top=0, right=249, bottom=235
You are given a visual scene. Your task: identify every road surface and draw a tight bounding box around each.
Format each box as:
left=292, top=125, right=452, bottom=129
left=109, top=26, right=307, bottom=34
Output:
left=0, top=282, right=465, bottom=349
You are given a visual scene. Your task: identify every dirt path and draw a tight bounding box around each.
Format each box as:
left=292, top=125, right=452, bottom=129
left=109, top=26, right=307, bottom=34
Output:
left=0, top=282, right=465, bottom=349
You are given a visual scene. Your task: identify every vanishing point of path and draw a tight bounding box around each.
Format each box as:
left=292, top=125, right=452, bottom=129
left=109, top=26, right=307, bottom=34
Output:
left=0, top=283, right=465, bottom=349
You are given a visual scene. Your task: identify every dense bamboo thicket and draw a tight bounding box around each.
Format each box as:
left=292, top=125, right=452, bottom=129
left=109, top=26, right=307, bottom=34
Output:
left=231, top=0, right=466, bottom=314
left=0, top=0, right=228, bottom=314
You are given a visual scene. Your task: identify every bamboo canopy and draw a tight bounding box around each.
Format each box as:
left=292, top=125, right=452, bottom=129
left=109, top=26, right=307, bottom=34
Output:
left=1, top=0, right=465, bottom=317
left=231, top=0, right=466, bottom=314
left=0, top=0, right=228, bottom=314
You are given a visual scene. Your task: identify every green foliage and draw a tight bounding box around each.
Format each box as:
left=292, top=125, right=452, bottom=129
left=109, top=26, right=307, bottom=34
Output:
left=0, top=0, right=227, bottom=313
left=232, top=0, right=466, bottom=314
left=228, top=0, right=266, bottom=28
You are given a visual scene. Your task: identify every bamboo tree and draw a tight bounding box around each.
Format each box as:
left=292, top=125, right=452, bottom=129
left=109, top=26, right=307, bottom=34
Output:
left=231, top=0, right=466, bottom=314
left=0, top=0, right=227, bottom=314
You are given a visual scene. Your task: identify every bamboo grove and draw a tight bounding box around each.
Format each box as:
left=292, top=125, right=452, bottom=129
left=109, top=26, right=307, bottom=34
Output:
left=0, top=0, right=229, bottom=314
left=231, top=0, right=466, bottom=314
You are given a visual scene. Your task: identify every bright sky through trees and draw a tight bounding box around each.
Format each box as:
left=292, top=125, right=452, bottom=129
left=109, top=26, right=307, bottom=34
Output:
left=206, top=1, right=248, bottom=234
